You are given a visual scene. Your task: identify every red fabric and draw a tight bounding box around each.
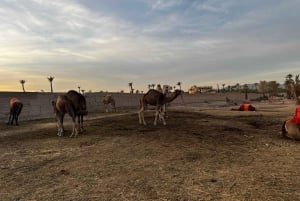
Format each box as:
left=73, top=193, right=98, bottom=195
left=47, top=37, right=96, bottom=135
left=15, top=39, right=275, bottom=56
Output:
left=239, top=104, right=255, bottom=111
left=291, top=107, right=300, bottom=124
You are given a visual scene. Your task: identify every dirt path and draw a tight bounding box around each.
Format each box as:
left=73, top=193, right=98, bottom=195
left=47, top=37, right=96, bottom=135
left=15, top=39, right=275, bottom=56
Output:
left=1, top=104, right=300, bottom=200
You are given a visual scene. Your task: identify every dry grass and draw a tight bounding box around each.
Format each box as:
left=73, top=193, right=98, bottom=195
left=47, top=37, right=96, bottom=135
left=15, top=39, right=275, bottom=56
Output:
left=1, top=105, right=300, bottom=201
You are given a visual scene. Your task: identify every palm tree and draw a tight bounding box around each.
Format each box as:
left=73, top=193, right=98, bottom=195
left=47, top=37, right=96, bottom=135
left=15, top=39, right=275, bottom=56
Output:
left=128, top=82, right=133, bottom=94
left=81, top=89, right=85, bottom=95
left=47, top=76, right=54, bottom=93
left=222, top=84, right=225, bottom=92
left=20, top=80, right=26, bottom=92
left=177, top=82, right=182, bottom=90
left=78, top=86, right=81, bottom=93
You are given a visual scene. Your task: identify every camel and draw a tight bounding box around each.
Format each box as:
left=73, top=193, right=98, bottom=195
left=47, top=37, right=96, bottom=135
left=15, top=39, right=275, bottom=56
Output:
left=7, top=98, right=23, bottom=126
left=103, top=95, right=116, bottom=112
left=138, top=89, right=182, bottom=126
left=52, top=95, right=78, bottom=137
left=156, top=84, right=163, bottom=93
left=280, top=119, right=300, bottom=140
left=279, top=107, right=300, bottom=140
left=65, top=90, right=88, bottom=133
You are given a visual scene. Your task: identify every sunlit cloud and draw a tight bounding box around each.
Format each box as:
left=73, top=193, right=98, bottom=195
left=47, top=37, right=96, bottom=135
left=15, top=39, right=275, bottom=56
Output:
left=0, top=0, right=300, bottom=92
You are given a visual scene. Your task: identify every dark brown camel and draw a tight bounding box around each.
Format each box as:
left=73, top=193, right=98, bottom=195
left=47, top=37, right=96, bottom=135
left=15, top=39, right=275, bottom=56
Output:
left=65, top=90, right=88, bottom=133
left=7, top=98, right=23, bottom=126
left=52, top=95, right=78, bottom=137
left=138, top=89, right=182, bottom=126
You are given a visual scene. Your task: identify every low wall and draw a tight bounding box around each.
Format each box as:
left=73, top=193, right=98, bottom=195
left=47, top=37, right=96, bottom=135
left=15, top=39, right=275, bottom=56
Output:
left=0, top=91, right=261, bottom=122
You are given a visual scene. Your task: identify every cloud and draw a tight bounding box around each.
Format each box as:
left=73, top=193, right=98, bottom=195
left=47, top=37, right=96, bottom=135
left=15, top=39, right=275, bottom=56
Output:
left=1, top=0, right=300, bottom=92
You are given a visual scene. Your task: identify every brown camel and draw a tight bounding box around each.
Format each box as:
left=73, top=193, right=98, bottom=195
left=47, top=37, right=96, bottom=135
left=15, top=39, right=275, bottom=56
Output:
left=280, top=119, right=300, bottom=140
left=52, top=95, right=78, bottom=137
left=279, top=107, right=300, bottom=140
left=65, top=90, right=88, bottom=133
left=103, top=95, right=116, bottom=112
left=7, top=98, right=23, bottom=126
left=138, top=89, right=182, bottom=126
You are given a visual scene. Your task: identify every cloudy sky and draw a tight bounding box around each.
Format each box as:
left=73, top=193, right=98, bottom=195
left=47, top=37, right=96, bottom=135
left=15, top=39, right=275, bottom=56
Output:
left=0, top=0, right=299, bottom=92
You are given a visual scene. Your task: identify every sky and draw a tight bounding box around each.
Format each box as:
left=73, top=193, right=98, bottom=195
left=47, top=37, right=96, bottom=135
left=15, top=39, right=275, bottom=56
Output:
left=0, top=0, right=300, bottom=92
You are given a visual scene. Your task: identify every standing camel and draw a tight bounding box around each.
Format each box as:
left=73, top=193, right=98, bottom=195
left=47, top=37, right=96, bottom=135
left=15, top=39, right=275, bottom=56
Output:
left=52, top=95, right=78, bottom=137
left=103, top=95, right=116, bottom=112
left=7, top=98, right=23, bottom=125
left=65, top=90, right=88, bottom=133
left=138, top=89, right=182, bottom=126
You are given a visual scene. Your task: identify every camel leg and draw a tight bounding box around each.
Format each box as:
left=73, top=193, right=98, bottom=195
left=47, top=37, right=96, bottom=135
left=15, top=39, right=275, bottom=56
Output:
left=154, top=109, right=159, bottom=126
left=70, top=118, right=78, bottom=138
left=158, top=109, right=167, bottom=126
left=79, top=115, right=84, bottom=133
left=57, top=114, right=64, bottom=136
left=7, top=110, right=13, bottom=125
left=15, top=104, right=22, bottom=126
left=138, top=108, right=147, bottom=125
left=14, top=113, right=18, bottom=126
left=154, top=108, right=166, bottom=126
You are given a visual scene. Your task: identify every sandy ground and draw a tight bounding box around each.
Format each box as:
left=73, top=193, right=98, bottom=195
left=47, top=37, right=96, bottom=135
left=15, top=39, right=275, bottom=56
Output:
left=1, top=100, right=300, bottom=201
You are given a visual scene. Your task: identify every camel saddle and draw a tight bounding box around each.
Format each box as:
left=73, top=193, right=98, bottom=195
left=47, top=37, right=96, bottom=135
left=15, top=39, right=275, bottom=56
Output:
left=291, top=107, right=300, bottom=125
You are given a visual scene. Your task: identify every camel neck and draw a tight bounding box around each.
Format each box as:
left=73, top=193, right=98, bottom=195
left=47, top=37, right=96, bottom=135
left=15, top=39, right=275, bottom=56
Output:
left=163, top=92, right=179, bottom=103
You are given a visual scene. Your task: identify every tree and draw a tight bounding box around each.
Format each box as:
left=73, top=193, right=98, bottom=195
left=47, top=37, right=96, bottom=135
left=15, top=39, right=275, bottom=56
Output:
left=259, top=81, right=268, bottom=98
left=47, top=76, right=54, bottom=93
left=267, top=81, right=279, bottom=97
left=285, top=74, right=294, bottom=99
left=128, top=82, right=133, bottom=94
left=254, top=83, right=259, bottom=92
left=243, top=84, right=249, bottom=100
left=293, top=75, right=300, bottom=104
left=177, top=82, right=182, bottom=90
left=222, top=84, right=225, bottom=92
left=20, top=80, right=26, bottom=92
left=284, top=73, right=300, bottom=104
left=78, top=86, right=81, bottom=93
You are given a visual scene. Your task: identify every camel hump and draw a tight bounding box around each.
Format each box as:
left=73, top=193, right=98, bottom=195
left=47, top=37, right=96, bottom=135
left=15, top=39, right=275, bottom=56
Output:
left=65, top=90, right=87, bottom=115
left=9, top=98, right=21, bottom=108
left=55, top=95, right=76, bottom=114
